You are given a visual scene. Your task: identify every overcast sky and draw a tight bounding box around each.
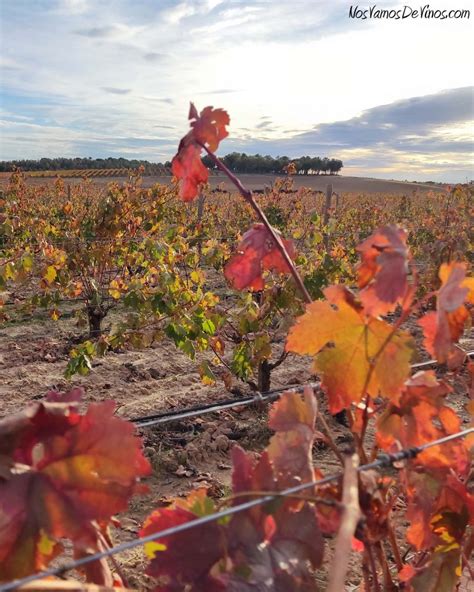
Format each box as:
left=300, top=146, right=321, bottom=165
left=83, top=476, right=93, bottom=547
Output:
left=0, top=0, right=473, bottom=181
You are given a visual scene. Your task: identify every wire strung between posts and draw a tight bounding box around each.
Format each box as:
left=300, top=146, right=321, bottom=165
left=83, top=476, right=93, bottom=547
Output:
left=129, top=351, right=474, bottom=428
left=131, top=382, right=318, bottom=428
left=0, top=427, right=471, bottom=592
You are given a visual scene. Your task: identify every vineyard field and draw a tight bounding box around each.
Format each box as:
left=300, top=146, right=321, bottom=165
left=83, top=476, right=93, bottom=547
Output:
left=0, top=170, right=448, bottom=193
left=0, top=105, right=473, bottom=592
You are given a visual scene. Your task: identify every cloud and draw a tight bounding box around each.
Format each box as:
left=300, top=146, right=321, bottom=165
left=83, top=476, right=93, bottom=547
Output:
left=162, top=0, right=224, bottom=24
left=75, top=23, right=142, bottom=40
left=143, top=52, right=166, bottom=62
left=198, top=89, right=239, bottom=95
left=281, top=86, right=474, bottom=154
left=0, top=56, right=22, bottom=71
left=55, top=0, right=89, bottom=14
left=102, top=87, right=131, bottom=95
left=256, top=120, right=273, bottom=129
left=140, top=95, right=174, bottom=104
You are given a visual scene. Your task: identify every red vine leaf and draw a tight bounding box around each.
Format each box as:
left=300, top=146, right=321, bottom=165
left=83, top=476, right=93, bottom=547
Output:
left=267, top=387, right=318, bottom=490
left=229, top=443, right=325, bottom=591
left=171, top=142, right=209, bottom=202
left=402, top=463, right=473, bottom=553
left=286, top=285, right=414, bottom=413
left=399, top=481, right=472, bottom=591
left=141, top=489, right=225, bottom=592
left=171, top=103, right=230, bottom=201
left=189, top=105, right=230, bottom=152
left=0, top=399, right=150, bottom=580
left=357, top=225, right=411, bottom=315
left=224, top=223, right=295, bottom=291
left=418, top=262, right=474, bottom=363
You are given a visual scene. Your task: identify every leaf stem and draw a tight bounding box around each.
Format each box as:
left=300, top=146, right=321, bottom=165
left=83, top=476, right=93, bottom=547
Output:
left=387, top=518, right=403, bottom=571
left=375, top=541, right=394, bottom=590
left=198, top=142, right=312, bottom=304
left=366, top=544, right=381, bottom=592
left=317, top=414, right=345, bottom=466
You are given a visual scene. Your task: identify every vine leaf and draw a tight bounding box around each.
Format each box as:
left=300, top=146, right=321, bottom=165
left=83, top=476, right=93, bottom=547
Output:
left=357, top=225, right=411, bottom=315
left=377, top=370, right=471, bottom=581
left=286, top=286, right=414, bottom=413
left=171, top=103, right=230, bottom=201
left=357, top=471, right=393, bottom=546
left=141, top=489, right=225, bottom=592
left=377, top=371, right=469, bottom=472
left=172, top=142, right=209, bottom=202
left=45, top=386, right=83, bottom=404
left=189, top=104, right=230, bottom=151
left=418, top=262, right=474, bottom=363
left=224, top=223, right=295, bottom=291
left=142, top=390, right=325, bottom=591
left=399, top=484, right=471, bottom=591
left=267, top=387, right=318, bottom=489
left=399, top=549, right=462, bottom=592
left=0, top=396, right=151, bottom=581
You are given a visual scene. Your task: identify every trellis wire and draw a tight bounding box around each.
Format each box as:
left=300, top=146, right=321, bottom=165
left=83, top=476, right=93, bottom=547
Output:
left=129, top=351, right=474, bottom=428
left=131, top=382, right=317, bottom=428
left=0, top=427, right=471, bottom=592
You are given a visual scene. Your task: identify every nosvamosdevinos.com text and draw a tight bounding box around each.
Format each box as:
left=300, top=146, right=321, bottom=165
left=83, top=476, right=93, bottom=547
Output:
left=348, top=5, right=470, bottom=19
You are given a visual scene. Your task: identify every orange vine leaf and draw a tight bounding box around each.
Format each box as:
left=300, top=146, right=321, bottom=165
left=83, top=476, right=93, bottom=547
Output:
left=418, top=262, right=474, bottom=363
left=357, top=225, right=411, bottom=315
left=286, top=286, right=414, bottom=413
left=399, top=471, right=473, bottom=590
left=377, top=371, right=469, bottom=472
left=399, top=549, right=463, bottom=592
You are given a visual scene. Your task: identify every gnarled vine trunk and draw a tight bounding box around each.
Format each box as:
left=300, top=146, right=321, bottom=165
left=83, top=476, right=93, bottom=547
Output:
left=87, top=305, right=107, bottom=338
left=257, top=360, right=271, bottom=392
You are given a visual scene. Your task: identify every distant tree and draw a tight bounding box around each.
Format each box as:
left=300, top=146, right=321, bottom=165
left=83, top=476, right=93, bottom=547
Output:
left=320, top=157, right=329, bottom=175
left=310, top=157, right=322, bottom=175
left=328, top=159, right=343, bottom=175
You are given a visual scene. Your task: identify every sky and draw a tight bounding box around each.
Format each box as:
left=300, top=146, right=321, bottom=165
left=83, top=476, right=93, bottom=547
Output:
left=0, top=0, right=473, bottom=181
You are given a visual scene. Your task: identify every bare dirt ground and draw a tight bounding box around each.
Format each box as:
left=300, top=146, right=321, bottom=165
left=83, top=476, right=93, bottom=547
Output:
left=0, top=172, right=447, bottom=194
left=1, top=301, right=472, bottom=589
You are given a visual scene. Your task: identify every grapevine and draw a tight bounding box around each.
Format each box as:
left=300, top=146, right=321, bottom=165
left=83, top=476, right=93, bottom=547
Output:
left=0, top=103, right=472, bottom=591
